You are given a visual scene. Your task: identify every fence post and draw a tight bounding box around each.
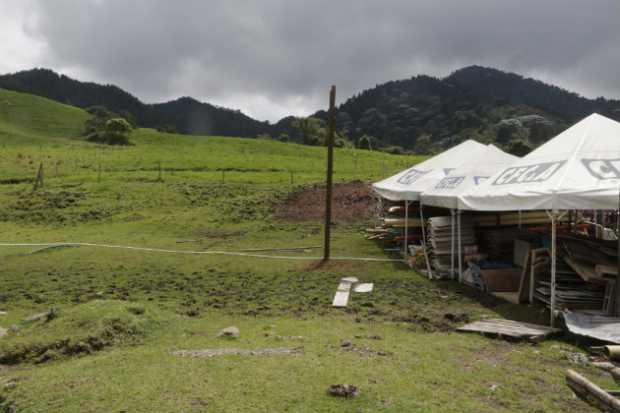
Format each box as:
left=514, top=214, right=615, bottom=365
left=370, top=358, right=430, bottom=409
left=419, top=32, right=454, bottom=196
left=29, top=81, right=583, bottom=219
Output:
left=33, top=162, right=44, bottom=190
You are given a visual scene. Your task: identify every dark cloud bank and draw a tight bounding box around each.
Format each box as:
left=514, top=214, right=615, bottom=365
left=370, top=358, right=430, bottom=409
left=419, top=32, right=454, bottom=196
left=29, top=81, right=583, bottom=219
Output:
left=10, top=0, right=620, bottom=121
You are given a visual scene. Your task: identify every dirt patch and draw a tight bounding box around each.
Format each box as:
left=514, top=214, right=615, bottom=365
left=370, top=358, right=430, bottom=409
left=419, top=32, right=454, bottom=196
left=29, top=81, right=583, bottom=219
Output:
left=277, top=182, right=377, bottom=224
left=172, top=347, right=303, bottom=358
left=461, top=341, right=515, bottom=370
left=390, top=310, right=470, bottom=333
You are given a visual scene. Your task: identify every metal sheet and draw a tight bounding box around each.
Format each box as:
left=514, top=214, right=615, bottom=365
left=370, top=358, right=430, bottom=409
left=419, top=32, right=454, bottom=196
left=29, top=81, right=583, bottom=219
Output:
left=564, top=311, right=620, bottom=344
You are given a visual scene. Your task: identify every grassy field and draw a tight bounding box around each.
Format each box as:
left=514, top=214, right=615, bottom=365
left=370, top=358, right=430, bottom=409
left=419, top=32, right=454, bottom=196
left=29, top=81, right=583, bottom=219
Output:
left=0, top=88, right=610, bottom=412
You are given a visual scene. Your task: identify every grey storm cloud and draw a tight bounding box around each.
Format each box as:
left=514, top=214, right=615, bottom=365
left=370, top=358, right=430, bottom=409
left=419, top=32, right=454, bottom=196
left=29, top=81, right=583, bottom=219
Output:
left=5, top=0, right=620, bottom=121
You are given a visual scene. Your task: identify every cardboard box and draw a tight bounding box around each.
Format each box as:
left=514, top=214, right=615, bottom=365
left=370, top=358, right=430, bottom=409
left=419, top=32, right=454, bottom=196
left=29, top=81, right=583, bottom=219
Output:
left=480, top=268, right=522, bottom=292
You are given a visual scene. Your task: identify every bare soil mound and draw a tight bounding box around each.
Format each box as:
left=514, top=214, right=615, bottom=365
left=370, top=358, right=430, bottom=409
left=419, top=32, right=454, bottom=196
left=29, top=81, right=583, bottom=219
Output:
left=277, top=182, right=377, bottom=224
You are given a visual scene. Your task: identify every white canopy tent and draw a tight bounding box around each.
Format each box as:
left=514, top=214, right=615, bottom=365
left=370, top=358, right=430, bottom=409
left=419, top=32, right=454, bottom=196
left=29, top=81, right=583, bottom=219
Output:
left=458, top=113, right=620, bottom=325
left=372, top=139, right=488, bottom=201
left=420, top=144, right=519, bottom=279
left=460, top=114, right=620, bottom=212
left=371, top=139, right=488, bottom=275
left=422, top=144, right=519, bottom=210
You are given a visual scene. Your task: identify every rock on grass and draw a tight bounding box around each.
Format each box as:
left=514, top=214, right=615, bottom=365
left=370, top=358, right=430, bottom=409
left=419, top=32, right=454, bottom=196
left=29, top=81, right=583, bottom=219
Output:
left=328, top=384, right=359, bottom=398
left=217, top=326, right=240, bottom=339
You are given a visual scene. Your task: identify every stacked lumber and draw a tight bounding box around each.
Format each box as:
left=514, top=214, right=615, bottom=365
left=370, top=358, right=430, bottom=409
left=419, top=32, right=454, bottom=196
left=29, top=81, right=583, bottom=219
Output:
left=427, top=215, right=476, bottom=274
left=473, top=211, right=568, bottom=227
left=478, top=228, right=533, bottom=261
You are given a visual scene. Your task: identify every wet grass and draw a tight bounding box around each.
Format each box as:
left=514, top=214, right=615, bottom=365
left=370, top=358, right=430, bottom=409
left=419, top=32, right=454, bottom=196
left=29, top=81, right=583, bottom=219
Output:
left=0, top=88, right=610, bottom=412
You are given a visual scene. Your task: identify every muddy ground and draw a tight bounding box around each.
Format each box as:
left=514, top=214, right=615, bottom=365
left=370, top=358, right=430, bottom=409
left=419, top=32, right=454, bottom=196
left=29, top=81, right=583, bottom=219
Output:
left=277, top=181, right=377, bottom=224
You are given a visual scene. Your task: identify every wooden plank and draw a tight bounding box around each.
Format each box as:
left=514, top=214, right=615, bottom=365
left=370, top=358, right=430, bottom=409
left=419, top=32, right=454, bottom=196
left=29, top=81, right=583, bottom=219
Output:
left=457, top=319, right=559, bottom=340
left=565, top=256, right=602, bottom=283
left=332, top=281, right=352, bottom=307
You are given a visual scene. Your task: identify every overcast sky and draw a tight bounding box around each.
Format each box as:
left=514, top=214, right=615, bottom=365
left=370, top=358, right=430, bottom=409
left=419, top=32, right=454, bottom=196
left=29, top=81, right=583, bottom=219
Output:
left=1, top=0, right=619, bottom=122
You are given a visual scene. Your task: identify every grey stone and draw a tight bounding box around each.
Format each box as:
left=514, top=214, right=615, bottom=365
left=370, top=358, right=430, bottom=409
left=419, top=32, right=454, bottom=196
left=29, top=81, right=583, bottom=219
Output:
left=217, top=326, right=240, bottom=339
left=24, top=308, right=57, bottom=323
left=0, top=327, right=7, bottom=338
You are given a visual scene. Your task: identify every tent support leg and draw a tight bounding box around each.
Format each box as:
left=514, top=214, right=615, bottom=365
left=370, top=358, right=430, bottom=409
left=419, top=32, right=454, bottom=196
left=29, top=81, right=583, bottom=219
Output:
left=457, top=209, right=463, bottom=283
left=546, top=210, right=567, bottom=327
left=518, top=210, right=522, bottom=229
left=550, top=211, right=557, bottom=327
left=404, top=201, right=409, bottom=260
left=419, top=203, right=433, bottom=279
left=451, top=209, right=456, bottom=280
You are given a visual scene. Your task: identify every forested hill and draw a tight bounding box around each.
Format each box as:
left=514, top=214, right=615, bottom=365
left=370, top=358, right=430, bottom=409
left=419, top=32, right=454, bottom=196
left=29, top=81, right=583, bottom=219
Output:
left=299, top=66, right=620, bottom=153
left=0, top=68, right=268, bottom=137
left=2, top=66, right=620, bottom=153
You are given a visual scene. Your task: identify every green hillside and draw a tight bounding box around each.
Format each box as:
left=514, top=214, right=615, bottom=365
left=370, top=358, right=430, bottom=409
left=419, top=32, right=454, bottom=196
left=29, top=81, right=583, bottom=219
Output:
left=0, top=88, right=417, bottom=181
left=0, top=88, right=89, bottom=142
left=0, top=89, right=601, bottom=413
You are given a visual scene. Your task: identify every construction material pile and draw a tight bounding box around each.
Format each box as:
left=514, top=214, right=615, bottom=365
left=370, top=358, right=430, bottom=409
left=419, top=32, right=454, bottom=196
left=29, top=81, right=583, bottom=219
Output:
left=533, top=234, right=616, bottom=313
left=365, top=202, right=422, bottom=248
left=427, top=215, right=476, bottom=277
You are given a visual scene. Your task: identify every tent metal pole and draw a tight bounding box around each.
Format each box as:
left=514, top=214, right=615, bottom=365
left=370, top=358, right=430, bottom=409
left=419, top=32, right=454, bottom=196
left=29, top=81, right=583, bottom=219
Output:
left=457, top=209, right=463, bottom=282
left=404, top=201, right=409, bottom=259
left=451, top=209, right=456, bottom=280
left=550, top=211, right=557, bottom=327
left=419, top=203, right=433, bottom=279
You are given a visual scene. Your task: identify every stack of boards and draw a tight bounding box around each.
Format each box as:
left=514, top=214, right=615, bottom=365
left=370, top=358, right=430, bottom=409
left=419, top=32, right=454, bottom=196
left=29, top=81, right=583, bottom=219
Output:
left=534, top=258, right=606, bottom=310
left=382, top=205, right=423, bottom=229
left=472, top=211, right=568, bottom=227
left=427, top=216, right=476, bottom=275
left=478, top=228, right=534, bottom=261
left=533, top=236, right=613, bottom=312
left=366, top=204, right=421, bottom=244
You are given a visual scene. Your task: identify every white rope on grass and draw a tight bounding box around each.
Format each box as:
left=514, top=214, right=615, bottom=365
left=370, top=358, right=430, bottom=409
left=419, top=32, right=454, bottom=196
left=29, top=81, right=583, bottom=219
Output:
left=0, top=242, right=402, bottom=263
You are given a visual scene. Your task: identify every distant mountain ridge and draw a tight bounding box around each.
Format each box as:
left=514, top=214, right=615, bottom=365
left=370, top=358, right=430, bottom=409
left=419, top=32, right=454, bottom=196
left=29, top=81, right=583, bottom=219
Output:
left=0, top=68, right=268, bottom=137
left=2, top=66, right=620, bottom=152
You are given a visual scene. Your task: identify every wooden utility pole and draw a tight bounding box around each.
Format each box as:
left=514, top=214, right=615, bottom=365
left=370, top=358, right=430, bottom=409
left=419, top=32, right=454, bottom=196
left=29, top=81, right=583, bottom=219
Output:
left=323, top=86, right=336, bottom=261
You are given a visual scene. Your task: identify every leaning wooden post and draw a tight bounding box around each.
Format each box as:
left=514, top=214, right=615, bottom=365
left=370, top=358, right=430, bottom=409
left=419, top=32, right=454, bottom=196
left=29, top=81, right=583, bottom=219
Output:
left=323, top=85, right=336, bottom=261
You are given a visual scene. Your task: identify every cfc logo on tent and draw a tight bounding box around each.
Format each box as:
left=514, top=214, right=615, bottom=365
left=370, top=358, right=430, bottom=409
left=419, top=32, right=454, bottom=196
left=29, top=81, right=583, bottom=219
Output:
left=582, top=159, right=620, bottom=180
left=397, top=168, right=430, bottom=185
left=434, top=176, right=465, bottom=189
left=492, top=161, right=565, bottom=185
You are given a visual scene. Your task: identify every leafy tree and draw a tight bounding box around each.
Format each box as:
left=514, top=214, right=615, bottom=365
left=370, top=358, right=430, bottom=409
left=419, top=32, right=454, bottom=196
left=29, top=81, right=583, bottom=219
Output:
left=277, top=133, right=289, bottom=142
left=334, top=134, right=354, bottom=148
left=357, top=135, right=375, bottom=150
left=292, top=117, right=325, bottom=146
left=504, top=139, right=532, bottom=156
left=414, top=134, right=432, bottom=154
left=87, top=118, right=132, bottom=145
